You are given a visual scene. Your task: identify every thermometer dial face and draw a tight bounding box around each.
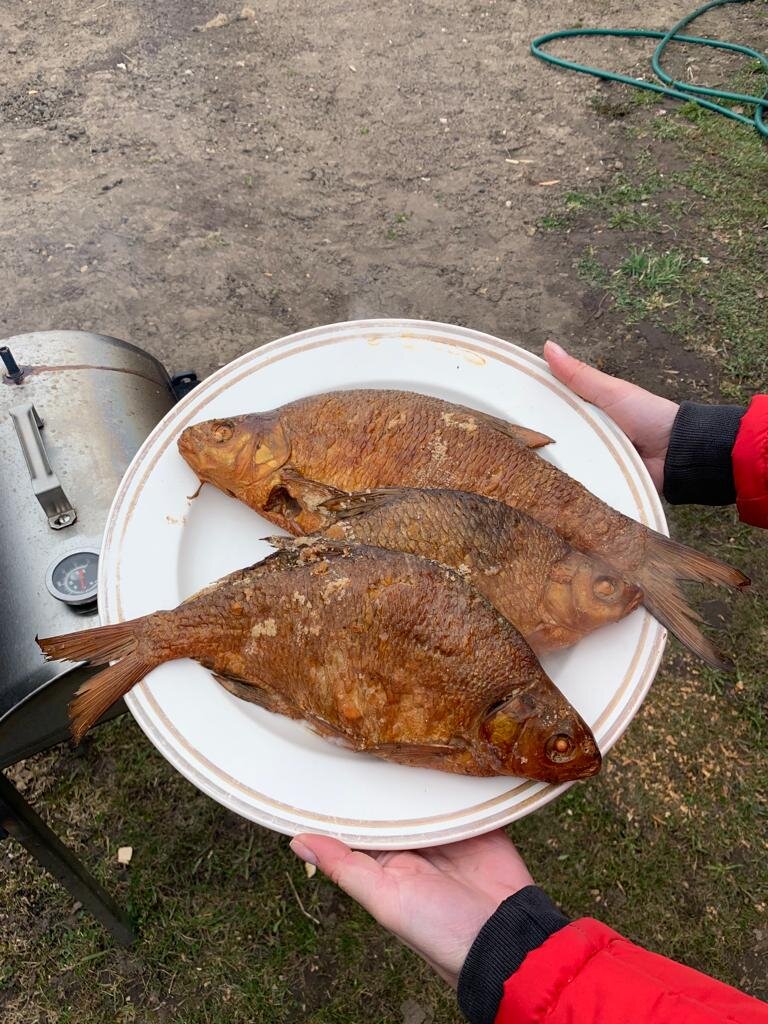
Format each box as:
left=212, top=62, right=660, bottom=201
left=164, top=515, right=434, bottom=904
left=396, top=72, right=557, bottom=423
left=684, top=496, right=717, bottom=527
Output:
left=46, top=549, right=99, bottom=605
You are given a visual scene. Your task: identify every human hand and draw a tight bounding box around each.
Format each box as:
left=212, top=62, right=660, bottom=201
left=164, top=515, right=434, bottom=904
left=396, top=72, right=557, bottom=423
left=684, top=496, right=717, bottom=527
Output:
left=290, top=830, right=533, bottom=988
left=544, top=340, right=679, bottom=492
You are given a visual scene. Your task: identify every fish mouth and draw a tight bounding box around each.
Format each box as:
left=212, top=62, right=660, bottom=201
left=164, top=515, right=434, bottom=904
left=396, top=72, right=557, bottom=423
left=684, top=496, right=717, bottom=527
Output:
left=177, top=426, right=206, bottom=467
left=568, top=746, right=602, bottom=779
left=528, top=623, right=583, bottom=652
left=625, top=585, right=644, bottom=615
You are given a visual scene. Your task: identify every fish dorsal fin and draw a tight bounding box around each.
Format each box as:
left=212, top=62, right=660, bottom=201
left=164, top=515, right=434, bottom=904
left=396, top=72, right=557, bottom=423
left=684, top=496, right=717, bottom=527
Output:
left=320, top=488, right=404, bottom=521
left=263, top=534, right=355, bottom=563
left=433, top=395, right=553, bottom=448
left=180, top=550, right=297, bottom=605
left=472, top=409, right=554, bottom=448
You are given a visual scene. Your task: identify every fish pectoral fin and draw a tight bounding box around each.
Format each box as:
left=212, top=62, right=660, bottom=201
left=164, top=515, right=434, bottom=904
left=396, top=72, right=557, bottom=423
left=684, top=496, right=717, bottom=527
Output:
left=474, top=410, right=554, bottom=449
left=279, top=465, right=349, bottom=501
left=211, top=671, right=293, bottom=716
left=365, top=740, right=465, bottom=768
left=320, top=488, right=402, bottom=521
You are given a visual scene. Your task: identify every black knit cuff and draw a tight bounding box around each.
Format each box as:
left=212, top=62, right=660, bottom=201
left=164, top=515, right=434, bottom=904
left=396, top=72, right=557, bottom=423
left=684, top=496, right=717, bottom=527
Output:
left=457, top=886, right=569, bottom=1024
left=663, top=401, right=746, bottom=506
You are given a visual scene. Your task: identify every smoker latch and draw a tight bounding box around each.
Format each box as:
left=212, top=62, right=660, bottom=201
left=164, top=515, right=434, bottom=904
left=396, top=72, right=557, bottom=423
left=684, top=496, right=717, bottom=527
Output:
left=170, top=371, right=199, bottom=401
left=9, top=402, right=77, bottom=530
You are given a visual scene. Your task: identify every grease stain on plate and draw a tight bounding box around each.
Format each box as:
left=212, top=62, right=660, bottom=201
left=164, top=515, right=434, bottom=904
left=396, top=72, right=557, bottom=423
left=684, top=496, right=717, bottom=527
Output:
left=462, top=350, right=486, bottom=366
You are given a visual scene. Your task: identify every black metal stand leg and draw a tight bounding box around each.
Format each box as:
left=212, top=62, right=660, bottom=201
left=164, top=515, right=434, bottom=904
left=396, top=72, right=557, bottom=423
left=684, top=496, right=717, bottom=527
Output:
left=0, top=771, right=134, bottom=947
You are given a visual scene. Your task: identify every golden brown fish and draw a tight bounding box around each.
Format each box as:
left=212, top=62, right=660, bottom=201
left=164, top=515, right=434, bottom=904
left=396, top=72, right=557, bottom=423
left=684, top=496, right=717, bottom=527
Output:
left=270, top=487, right=643, bottom=653
left=37, top=544, right=601, bottom=783
left=177, top=389, right=749, bottom=669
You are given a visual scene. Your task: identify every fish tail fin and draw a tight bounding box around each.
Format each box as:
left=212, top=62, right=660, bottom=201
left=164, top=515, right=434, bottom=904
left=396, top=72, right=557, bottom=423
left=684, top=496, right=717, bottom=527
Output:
left=642, top=579, right=734, bottom=671
left=320, top=488, right=403, bottom=521
left=38, top=620, right=140, bottom=665
left=37, top=619, right=154, bottom=742
left=70, top=657, right=152, bottom=744
left=637, top=530, right=748, bottom=670
left=644, top=530, right=750, bottom=590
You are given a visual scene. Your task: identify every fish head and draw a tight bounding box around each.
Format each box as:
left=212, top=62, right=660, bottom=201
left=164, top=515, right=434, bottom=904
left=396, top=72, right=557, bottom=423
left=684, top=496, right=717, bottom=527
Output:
left=479, top=686, right=601, bottom=783
left=538, top=552, right=642, bottom=645
left=177, top=412, right=291, bottom=500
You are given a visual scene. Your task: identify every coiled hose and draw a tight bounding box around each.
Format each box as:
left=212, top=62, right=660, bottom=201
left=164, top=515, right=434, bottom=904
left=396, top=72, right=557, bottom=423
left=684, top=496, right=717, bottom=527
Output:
left=531, top=0, right=768, bottom=139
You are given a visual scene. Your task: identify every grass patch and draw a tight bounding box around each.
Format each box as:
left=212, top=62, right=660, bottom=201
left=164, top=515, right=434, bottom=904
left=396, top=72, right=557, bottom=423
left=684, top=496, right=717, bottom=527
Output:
left=619, top=247, right=688, bottom=290
left=539, top=212, right=570, bottom=231
left=540, top=172, right=666, bottom=232
left=576, top=246, right=608, bottom=285
left=385, top=211, right=411, bottom=240
left=576, top=244, right=689, bottom=322
left=575, top=78, right=768, bottom=397
left=607, top=208, right=660, bottom=231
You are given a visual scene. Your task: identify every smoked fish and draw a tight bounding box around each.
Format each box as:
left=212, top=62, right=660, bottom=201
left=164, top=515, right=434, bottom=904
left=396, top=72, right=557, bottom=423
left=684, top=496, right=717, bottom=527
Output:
left=271, top=487, right=643, bottom=653
left=177, top=389, right=749, bottom=669
left=37, top=544, right=601, bottom=783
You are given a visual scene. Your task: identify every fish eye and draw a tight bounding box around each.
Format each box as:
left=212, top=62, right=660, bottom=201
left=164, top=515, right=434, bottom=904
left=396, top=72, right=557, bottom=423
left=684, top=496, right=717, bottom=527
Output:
left=593, top=575, right=618, bottom=600
left=212, top=420, right=234, bottom=443
left=546, top=733, right=575, bottom=762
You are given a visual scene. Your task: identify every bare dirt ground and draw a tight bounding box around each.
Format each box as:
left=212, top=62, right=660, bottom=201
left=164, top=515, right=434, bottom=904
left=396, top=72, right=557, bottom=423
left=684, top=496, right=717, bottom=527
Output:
left=0, top=0, right=755, bottom=378
left=1, top=2, right=766, bottom=1022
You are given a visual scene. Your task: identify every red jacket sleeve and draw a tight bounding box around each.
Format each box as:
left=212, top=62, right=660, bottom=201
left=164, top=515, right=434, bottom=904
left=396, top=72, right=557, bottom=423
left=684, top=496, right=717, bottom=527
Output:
left=732, top=395, right=768, bottom=528
left=497, top=917, right=768, bottom=1024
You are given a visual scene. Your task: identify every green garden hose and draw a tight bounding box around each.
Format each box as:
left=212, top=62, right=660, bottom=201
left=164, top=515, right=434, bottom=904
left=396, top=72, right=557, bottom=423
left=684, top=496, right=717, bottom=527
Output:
left=531, top=0, right=768, bottom=139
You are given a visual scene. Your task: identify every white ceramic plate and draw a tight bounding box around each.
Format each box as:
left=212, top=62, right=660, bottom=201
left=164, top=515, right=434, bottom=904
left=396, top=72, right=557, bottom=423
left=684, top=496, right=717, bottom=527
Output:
left=100, top=319, right=667, bottom=849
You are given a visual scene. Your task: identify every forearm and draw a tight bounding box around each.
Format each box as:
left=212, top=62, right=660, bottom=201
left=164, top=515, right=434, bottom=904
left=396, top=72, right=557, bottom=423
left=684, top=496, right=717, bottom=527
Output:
left=663, top=397, right=768, bottom=528
left=458, top=890, right=768, bottom=1024
left=663, top=401, right=745, bottom=505
left=457, top=886, right=568, bottom=1024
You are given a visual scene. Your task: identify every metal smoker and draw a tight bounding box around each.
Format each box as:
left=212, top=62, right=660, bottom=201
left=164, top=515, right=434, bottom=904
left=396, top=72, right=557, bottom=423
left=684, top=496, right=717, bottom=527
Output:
left=0, top=330, right=197, bottom=943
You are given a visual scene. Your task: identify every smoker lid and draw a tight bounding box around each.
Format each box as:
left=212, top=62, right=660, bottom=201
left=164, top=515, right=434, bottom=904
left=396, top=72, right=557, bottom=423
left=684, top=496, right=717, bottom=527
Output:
left=0, top=330, right=170, bottom=388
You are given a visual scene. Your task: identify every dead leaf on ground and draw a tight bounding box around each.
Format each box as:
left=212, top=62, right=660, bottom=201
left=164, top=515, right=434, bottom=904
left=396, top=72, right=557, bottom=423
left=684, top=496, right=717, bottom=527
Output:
left=196, top=7, right=255, bottom=31
left=197, top=12, right=231, bottom=31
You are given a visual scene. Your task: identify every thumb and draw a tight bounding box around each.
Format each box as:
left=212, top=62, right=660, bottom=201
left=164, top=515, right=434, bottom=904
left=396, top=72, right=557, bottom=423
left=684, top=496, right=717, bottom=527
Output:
left=290, top=834, right=387, bottom=911
left=543, top=340, right=632, bottom=412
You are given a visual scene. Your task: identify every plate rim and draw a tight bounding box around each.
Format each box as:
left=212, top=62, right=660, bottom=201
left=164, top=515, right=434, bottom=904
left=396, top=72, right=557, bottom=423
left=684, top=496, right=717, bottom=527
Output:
left=100, top=318, right=667, bottom=848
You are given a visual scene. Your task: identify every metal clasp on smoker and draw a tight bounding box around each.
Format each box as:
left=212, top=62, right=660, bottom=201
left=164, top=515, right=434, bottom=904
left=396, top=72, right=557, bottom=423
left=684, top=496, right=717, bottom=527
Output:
left=9, top=402, right=77, bottom=530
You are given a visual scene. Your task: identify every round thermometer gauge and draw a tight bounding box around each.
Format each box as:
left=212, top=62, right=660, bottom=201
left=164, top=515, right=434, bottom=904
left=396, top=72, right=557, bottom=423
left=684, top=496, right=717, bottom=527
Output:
left=46, top=548, right=100, bottom=606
